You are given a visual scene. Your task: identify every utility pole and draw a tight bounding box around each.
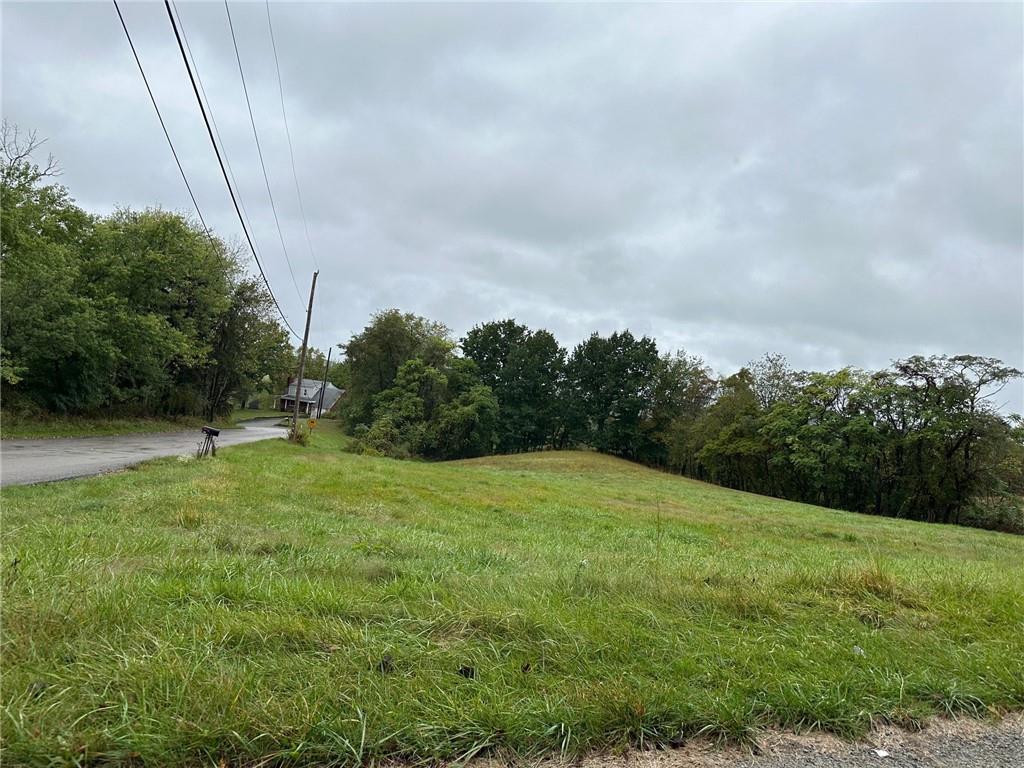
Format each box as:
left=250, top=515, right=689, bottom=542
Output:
left=291, top=270, right=318, bottom=440
left=317, top=346, right=332, bottom=418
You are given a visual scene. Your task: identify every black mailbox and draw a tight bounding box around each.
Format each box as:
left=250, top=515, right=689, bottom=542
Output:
left=202, top=426, right=220, bottom=437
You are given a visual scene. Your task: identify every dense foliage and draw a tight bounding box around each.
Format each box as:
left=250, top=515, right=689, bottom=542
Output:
left=340, top=311, right=497, bottom=459
left=344, top=312, right=1022, bottom=532
left=462, top=319, right=564, bottom=453
left=1, top=125, right=292, bottom=420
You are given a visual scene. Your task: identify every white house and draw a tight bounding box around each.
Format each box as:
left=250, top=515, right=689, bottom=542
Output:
left=277, top=378, right=344, bottom=417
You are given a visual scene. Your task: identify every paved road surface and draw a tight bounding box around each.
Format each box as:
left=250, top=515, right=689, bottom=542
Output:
left=0, top=417, right=287, bottom=487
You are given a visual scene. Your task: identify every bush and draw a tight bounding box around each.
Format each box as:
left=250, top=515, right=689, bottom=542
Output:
left=359, top=417, right=410, bottom=459
left=288, top=422, right=311, bottom=446
left=961, top=496, right=1024, bottom=534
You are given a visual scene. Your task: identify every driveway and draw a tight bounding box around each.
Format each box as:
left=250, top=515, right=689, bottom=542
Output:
left=0, top=417, right=288, bottom=487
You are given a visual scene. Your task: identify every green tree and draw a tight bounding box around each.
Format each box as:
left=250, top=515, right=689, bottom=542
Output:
left=427, top=384, right=499, bottom=459
left=564, top=331, right=660, bottom=457
left=1, top=125, right=292, bottom=419
left=299, top=348, right=330, bottom=384
left=884, top=355, right=1022, bottom=523
left=687, top=369, right=767, bottom=492
left=82, top=208, right=236, bottom=413
left=749, top=352, right=801, bottom=410
left=759, top=368, right=875, bottom=507
left=363, top=355, right=497, bottom=460
left=1, top=125, right=105, bottom=412
left=640, top=351, right=718, bottom=466
left=198, top=278, right=292, bottom=420
left=340, top=309, right=452, bottom=429
left=462, top=319, right=565, bottom=452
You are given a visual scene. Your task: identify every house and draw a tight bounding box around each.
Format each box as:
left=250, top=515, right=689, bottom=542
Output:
left=277, top=378, right=344, bottom=417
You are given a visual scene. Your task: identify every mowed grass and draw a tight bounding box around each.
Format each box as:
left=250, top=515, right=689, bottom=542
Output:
left=0, top=415, right=215, bottom=440
left=0, top=406, right=288, bottom=440
left=0, top=410, right=274, bottom=440
left=2, top=423, right=1022, bottom=766
left=233, top=408, right=291, bottom=422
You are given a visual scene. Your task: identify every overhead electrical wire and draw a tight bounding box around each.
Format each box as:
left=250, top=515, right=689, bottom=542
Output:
left=265, top=0, right=319, bottom=272
left=112, top=0, right=217, bottom=249
left=223, top=0, right=303, bottom=304
left=162, top=0, right=299, bottom=339
left=170, top=0, right=263, bottom=273
left=168, top=0, right=310, bottom=345
left=263, top=0, right=324, bottom=352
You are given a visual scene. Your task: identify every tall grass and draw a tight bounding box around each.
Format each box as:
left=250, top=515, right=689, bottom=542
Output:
left=2, top=424, right=1022, bottom=765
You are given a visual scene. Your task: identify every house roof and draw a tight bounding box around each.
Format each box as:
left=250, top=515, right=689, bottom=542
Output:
left=280, top=379, right=345, bottom=410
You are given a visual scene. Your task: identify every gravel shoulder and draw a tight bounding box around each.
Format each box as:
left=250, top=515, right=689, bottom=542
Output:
left=527, top=714, right=1024, bottom=768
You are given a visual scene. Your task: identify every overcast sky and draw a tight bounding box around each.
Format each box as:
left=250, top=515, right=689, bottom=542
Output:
left=3, top=1, right=1022, bottom=409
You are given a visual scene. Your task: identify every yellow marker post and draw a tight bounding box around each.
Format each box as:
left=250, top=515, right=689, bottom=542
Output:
left=307, top=419, right=317, bottom=430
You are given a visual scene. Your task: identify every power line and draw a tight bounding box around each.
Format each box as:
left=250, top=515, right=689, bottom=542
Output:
left=162, top=0, right=299, bottom=340
left=265, top=0, right=318, bottom=272
left=112, top=0, right=217, bottom=249
left=262, top=0, right=325, bottom=348
left=223, top=0, right=303, bottom=304
left=169, top=0, right=311, bottom=346
left=170, top=0, right=262, bottom=272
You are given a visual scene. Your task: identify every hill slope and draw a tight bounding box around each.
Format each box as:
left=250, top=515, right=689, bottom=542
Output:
left=2, top=425, right=1022, bottom=766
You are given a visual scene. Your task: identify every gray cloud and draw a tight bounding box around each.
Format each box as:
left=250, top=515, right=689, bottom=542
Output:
left=3, top=1, right=1021, bottom=410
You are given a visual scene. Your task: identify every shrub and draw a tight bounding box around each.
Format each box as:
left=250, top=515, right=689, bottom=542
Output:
left=960, top=496, right=1024, bottom=534
left=360, top=417, right=409, bottom=459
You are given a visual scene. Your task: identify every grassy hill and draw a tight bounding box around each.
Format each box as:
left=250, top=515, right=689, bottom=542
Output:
left=2, top=424, right=1022, bottom=766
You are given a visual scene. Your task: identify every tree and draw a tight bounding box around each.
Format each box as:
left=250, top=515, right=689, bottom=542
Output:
left=1, top=127, right=103, bottom=412
left=640, top=351, right=718, bottom=466
left=198, top=278, right=292, bottom=420
left=564, top=331, right=660, bottom=457
left=340, top=310, right=453, bottom=429
left=686, top=369, right=767, bottom=492
left=81, top=209, right=236, bottom=413
left=299, top=348, right=330, bottom=384
left=749, top=353, right=800, bottom=410
left=883, top=355, right=1022, bottom=523
left=428, top=384, right=499, bottom=459
left=1, top=125, right=292, bottom=418
left=759, top=368, right=875, bottom=507
left=1, top=121, right=59, bottom=186
left=362, top=355, right=497, bottom=460
left=462, top=319, right=565, bottom=452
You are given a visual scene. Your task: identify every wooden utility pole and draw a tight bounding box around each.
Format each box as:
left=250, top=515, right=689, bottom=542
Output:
left=317, top=346, right=332, bottom=418
left=291, top=270, right=318, bottom=440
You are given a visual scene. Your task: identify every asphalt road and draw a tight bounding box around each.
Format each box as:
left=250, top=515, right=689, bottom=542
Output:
left=0, top=417, right=287, bottom=487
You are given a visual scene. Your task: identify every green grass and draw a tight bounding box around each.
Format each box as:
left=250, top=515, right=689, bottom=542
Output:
left=0, top=415, right=216, bottom=440
left=233, top=408, right=290, bottom=421
left=2, top=423, right=1022, bottom=766
left=0, top=409, right=288, bottom=440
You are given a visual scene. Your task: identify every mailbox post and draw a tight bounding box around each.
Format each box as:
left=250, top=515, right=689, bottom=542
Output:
left=197, top=426, right=220, bottom=458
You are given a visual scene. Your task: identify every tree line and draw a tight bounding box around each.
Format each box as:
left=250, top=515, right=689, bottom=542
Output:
left=1, top=124, right=294, bottom=421
left=4, top=128, right=1020, bottom=532
left=339, top=310, right=1024, bottom=533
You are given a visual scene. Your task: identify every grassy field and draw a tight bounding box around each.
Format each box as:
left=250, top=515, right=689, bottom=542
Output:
left=234, top=408, right=291, bottom=421
left=0, top=409, right=286, bottom=440
left=2, top=423, right=1022, bottom=766
left=0, top=414, right=215, bottom=440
